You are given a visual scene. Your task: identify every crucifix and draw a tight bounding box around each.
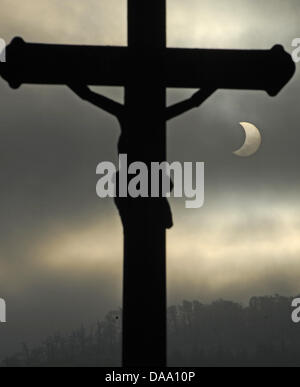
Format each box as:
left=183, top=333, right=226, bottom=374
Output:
left=0, top=1, right=295, bottom=367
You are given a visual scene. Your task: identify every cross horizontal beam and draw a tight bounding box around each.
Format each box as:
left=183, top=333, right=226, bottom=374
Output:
left=0, top=38, right=295, bottom=96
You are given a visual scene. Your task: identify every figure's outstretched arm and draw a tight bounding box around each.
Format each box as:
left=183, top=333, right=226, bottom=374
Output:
left=165, top=88, right=217, bottom=121
left=68, top=84, right=124, bottom=118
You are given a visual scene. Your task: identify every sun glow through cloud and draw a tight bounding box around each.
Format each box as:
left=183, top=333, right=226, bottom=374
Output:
left=1, top=200, right=296, bottom=305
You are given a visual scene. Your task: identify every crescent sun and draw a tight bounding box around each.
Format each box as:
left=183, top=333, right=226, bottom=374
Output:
left=233, top=122, right=262, bottom=157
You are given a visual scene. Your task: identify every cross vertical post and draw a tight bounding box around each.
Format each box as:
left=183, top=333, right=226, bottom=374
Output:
left=122, top=0, right=167, bottom=366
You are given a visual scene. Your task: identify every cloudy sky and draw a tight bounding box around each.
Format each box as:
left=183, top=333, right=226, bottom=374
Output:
left=0, top=0, right=299, bottom=359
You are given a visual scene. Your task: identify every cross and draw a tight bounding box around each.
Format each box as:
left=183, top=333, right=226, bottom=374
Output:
left=0, top=1, right=295, bottom=367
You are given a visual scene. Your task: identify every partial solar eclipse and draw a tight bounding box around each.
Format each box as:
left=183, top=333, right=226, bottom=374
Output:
left=233, top=122, right=262, bottom=157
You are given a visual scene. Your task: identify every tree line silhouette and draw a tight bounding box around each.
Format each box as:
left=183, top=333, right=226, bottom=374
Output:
left=2, top=295, right=300, bottom=367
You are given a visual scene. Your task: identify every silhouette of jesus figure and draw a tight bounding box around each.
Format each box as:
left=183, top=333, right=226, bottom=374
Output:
left=68, top=84, right=216, bottom=229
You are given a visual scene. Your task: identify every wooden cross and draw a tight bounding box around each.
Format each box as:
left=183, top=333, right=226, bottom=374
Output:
left=0, top=1, right=295, bottom=367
